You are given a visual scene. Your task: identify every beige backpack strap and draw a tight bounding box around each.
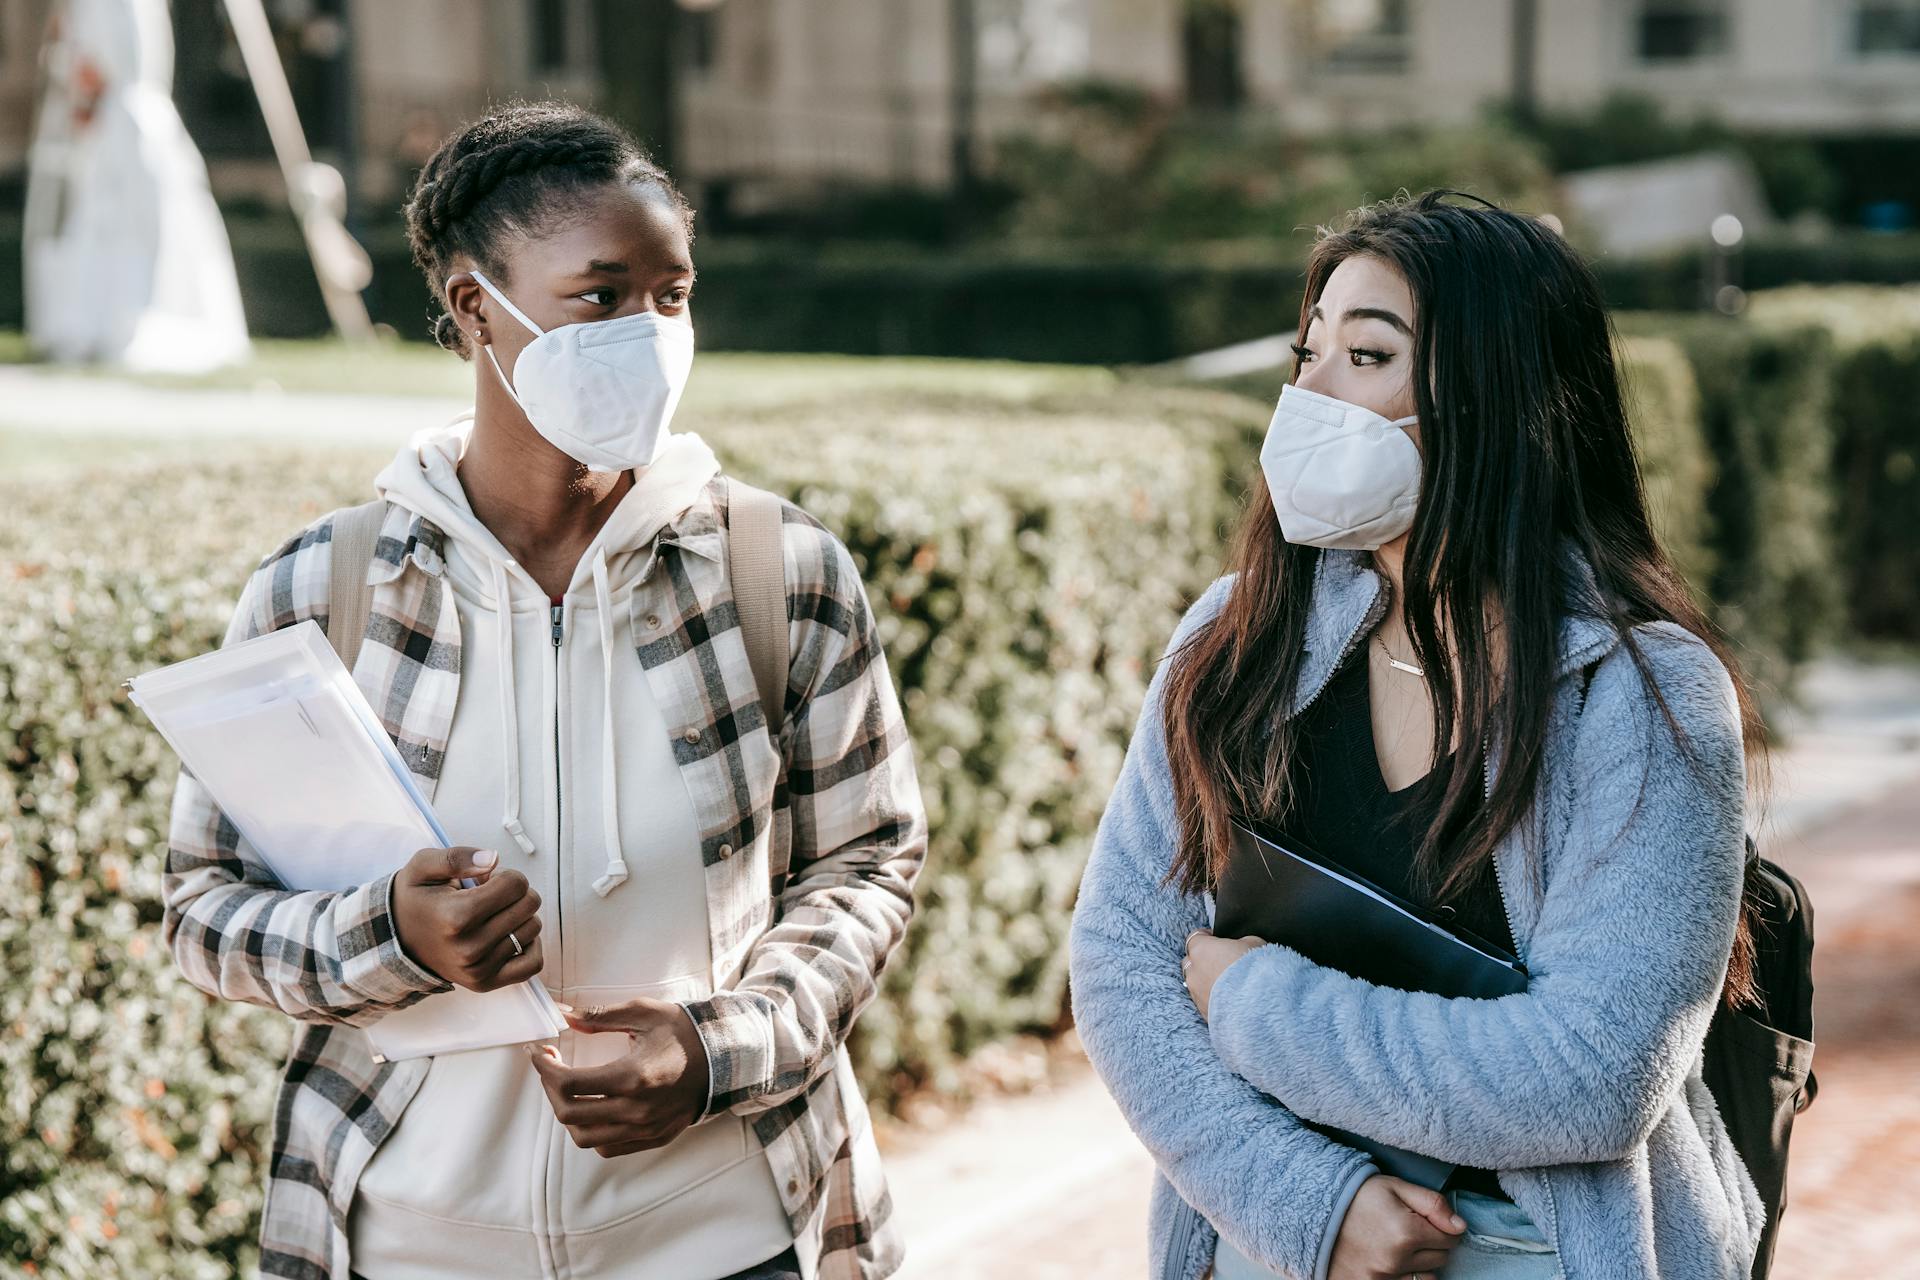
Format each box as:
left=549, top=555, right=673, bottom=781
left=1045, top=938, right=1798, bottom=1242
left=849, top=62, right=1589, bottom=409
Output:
left=326, top=499, right=387, bottom=674
left=726, top=477, right=792, bottom=891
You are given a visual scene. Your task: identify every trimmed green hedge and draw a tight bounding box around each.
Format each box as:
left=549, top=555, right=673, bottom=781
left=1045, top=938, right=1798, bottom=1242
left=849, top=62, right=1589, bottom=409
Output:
left=1745, top=287, right=1920, bottom=641
left=6, top=211, right=1919, bottom=363
left=0, top=371, right=1262, bottom=1275
left=1618, top=288, right=1920, bottom=676
left=1616, top=313, right=1841, bottom=697
left=1616, top=334, right=1716, bottom=597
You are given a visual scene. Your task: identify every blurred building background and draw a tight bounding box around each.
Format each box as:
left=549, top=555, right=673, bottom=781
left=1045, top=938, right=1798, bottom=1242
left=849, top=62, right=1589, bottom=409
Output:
left=2, top=0, right=1918, bottom=356
left=5, top=0, right=1920, bottom=205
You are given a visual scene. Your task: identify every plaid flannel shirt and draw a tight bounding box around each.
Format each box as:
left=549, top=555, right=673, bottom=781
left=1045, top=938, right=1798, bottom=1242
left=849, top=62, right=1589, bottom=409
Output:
left=162, top=476, right=926, bottom=1280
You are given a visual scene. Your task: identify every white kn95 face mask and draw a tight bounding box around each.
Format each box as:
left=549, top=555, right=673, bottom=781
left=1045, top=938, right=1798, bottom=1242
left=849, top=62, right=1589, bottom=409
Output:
left=471, top=269, right=695, bottom=472
left=1260, top=382, right=1423, bottom=551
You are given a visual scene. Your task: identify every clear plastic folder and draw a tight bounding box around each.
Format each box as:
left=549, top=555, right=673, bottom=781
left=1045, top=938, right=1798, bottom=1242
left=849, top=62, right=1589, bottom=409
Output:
left=127, top=620, right=567, bottom=1061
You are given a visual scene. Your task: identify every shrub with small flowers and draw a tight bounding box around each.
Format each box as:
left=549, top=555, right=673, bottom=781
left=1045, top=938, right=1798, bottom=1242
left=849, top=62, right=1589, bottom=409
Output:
left=0, top=375, right=1262, bottom=1276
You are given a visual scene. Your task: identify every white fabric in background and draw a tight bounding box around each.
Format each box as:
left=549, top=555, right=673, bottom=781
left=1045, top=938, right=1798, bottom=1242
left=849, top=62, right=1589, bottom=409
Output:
left=25, top=0, right=250, bottom=374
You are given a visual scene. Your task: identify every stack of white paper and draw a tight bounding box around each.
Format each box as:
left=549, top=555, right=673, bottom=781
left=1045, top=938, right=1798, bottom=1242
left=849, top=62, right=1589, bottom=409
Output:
left=129, top=620, right=567, bottom=1061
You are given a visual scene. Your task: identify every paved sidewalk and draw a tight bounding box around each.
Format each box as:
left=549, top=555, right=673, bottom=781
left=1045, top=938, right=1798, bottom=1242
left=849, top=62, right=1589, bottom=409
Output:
left=881, top=654, right=1920, bottom=1278
left=882, top=1047, right=1154, bottom=1278
left=0, top=364, right=459, bottom=443
left=1766, top=773, right=1920, bottom=1274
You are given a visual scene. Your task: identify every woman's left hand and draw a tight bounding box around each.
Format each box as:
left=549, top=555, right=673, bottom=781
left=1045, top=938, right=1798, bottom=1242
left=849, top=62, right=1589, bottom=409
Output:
left=528, top=998, right=712, bottom=1158
left=1184, top=929, right=1264, bottom=1022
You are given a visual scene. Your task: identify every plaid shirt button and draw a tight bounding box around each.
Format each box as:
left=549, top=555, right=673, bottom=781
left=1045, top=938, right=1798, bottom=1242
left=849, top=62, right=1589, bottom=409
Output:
left=719, top=843, right=733, bottom=858
left=645, top=613, right=661, bottom=629
left=683, top=727, right=700, bottom=744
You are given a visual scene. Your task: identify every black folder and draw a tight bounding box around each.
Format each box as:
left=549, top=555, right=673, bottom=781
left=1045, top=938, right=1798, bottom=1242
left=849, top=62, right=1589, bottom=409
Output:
left=1213, top=819, right=1529, bottom=1188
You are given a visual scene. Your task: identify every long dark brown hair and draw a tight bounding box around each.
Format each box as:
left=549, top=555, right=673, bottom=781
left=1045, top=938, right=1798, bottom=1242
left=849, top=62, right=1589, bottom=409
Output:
left=1162, top=191, right=1767, bottom=1008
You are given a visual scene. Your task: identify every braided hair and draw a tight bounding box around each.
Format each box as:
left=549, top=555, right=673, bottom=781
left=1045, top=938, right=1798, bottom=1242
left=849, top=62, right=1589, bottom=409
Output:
left=404, top=101, right=693, bottom=357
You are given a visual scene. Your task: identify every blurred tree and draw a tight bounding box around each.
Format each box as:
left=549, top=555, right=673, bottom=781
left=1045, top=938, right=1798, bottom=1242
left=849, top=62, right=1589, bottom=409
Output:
left=1509, top=0, right=1537, bottom=125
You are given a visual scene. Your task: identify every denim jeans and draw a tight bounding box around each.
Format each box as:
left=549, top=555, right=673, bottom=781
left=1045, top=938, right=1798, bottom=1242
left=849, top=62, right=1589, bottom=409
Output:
left=1439, top=1190, right=1557, bottom=1279
left=1209, top=1189, right=1559, bottom=1280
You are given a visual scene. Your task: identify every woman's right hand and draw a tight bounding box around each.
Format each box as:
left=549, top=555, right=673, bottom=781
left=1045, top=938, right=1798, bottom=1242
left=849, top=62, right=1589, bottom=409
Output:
left=391, top=846, right=544, bottom=992
left=1327, top=1175, right=1465, bottom=1280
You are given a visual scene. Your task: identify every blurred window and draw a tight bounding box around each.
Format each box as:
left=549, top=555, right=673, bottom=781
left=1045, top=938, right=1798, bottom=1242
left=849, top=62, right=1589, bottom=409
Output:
left=533, top=0, right=571, bottom=72
left=684, top=9, right=719, bottom=75
left=1635, top=1, right=1730, bottom=62
left=1855, top=2, right=1920, bottom=55
left=1184, top=0, right=1245, bottom=109
left=171, top=0, right=352, bottom=159
left=1320, top=0, right=1412, bottom=74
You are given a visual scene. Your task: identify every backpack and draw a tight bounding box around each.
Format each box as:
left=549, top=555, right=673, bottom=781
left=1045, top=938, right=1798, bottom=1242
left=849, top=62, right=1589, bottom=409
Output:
left=323, top=478, right=793, bottom=893
left=1577, top=663, right=1815, bottom=1279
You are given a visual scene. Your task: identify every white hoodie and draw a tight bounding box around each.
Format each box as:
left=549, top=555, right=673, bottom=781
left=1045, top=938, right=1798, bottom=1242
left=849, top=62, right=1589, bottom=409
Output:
left=347, top=420, right=793, bottom=1279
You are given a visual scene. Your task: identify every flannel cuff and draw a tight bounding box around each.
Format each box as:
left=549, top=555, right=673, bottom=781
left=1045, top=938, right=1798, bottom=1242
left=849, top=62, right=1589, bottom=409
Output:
left=335, top=871, right=454, bottom=1006
left=680, top=989, right=775, bottom=1117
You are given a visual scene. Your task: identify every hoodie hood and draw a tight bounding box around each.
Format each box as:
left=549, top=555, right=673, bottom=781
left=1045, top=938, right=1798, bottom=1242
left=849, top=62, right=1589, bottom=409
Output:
left=373, top=415, right=721, bottom=894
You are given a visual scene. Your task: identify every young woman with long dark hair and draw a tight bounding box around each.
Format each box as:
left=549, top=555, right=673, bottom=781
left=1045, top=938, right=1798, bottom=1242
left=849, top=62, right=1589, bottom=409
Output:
left=1070, top=191, right=1767, bottom=1280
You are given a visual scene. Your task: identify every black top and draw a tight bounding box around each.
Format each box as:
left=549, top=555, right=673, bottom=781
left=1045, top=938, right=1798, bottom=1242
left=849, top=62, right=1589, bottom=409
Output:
left=1266, top=646, right=1515, bottom=1198
left=1271, top=647, right=1514, bottom=957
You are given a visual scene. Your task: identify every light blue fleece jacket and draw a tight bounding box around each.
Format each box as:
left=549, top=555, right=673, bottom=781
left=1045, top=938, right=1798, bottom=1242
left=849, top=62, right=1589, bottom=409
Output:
left=1067, top=546, right=1764, bottom=1280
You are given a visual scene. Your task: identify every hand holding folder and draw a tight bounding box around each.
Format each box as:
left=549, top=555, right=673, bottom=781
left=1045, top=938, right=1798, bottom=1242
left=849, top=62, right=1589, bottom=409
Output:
left=128, top=620, right=567, bottom=1060
left=1212, top=819, right=1529, bottom=1188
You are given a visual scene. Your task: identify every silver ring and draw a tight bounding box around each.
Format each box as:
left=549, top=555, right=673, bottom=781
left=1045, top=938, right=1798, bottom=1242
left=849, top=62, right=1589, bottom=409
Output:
left=508, top=931, right=524, bottom=956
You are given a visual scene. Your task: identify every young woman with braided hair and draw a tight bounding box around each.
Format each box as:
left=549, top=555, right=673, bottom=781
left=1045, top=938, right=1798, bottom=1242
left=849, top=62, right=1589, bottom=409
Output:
left=161, top=101, right=926, bottom=1280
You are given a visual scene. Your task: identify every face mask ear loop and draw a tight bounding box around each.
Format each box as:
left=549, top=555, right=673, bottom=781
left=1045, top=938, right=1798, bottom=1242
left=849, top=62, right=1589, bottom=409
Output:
left=469, top=270, right=542, bottom=409
left=469, top=269, right=546, bottom=337
left=481, top=343, right=527, bottom=409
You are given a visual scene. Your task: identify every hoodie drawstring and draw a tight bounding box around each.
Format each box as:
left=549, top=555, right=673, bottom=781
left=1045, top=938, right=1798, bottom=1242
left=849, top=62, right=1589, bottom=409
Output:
left=493, top=559, right=539, bottom=857
left=490, top=551, right=629, bottom=895
left=589, top=547, right=629, bottom=896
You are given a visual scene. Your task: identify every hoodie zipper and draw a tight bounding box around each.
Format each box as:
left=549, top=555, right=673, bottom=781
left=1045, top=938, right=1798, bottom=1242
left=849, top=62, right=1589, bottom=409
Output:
left=551, top=600, right=567, bottom=988
left=545, top=598, right=566, bottom=1280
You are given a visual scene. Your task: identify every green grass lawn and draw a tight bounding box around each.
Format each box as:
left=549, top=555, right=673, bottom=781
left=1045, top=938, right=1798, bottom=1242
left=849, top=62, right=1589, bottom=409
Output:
left=0, top=330, right=1117, bottom=405
left=0, top=330, right=1142, bottom=473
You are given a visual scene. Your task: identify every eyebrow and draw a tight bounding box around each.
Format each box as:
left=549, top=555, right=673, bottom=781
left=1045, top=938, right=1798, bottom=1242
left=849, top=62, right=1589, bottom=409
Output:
left=568, top=258, right=696, bottom=282
left=1309, top=303, right=1413, bottom=337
